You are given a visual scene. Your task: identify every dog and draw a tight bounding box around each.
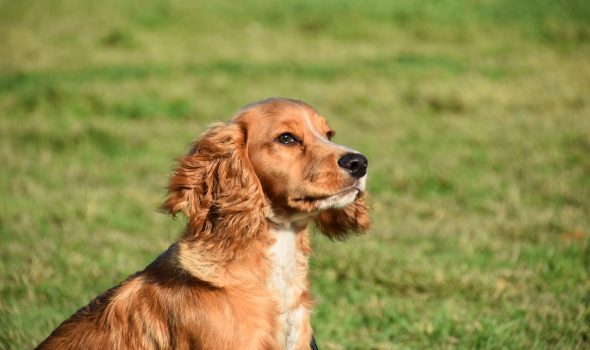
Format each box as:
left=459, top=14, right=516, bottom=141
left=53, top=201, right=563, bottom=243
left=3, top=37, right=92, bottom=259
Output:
left=37, top=98, right=370, bottom=350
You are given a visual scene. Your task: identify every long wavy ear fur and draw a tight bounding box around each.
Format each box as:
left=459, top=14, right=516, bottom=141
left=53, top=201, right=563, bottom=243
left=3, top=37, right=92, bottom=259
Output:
left=161, top=122, right=266, bottom=258
left=314, top=193, right=370, bottom=240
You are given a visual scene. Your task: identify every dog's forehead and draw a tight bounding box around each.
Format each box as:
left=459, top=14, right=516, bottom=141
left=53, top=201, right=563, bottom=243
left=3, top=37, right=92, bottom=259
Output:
left=238, top=99, right=332, bottom=135
left=272, top=105, right=328, bottom=130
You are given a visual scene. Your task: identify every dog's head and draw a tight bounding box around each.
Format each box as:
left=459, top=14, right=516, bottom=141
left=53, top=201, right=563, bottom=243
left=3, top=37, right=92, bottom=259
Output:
left=162, top=98, right=370, bottom=252
left=237, top=98, right=370, bottom=238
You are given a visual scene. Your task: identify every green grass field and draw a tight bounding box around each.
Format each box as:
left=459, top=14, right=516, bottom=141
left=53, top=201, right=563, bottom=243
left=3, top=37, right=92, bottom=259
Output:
left=1, top=0, right=589, bottom=348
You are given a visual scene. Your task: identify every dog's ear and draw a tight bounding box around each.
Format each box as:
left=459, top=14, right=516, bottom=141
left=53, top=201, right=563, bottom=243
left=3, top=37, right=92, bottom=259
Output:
left=161, top=122, right=266, bottom=255
left=314, top=193, right=370, bottom=240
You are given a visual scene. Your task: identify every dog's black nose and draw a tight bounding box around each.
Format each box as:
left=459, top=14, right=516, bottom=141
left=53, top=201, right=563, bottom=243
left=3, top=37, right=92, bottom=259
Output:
left=338, top=153, right=368, bottom=178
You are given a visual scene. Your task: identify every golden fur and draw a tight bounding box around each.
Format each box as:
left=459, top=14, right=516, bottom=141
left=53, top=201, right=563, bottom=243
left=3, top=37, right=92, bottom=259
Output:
left=37, top=98, right=370, bottom=350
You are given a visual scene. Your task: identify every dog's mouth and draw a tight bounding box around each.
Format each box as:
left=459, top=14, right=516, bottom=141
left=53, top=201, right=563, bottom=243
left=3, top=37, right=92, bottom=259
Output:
left=292, top=185, right=362, bottom=211
left=287, top=176, right=366, bottom=212
left=294, top=186, right=359, bottom=203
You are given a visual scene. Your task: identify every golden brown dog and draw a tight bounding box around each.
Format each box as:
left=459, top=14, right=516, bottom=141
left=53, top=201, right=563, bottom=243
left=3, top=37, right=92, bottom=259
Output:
left=37, top=98, right=370, bottom=350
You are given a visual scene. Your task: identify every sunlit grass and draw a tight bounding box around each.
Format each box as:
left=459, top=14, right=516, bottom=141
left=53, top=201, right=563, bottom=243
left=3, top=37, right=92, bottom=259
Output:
left=1, top=0, right=589, bottom=349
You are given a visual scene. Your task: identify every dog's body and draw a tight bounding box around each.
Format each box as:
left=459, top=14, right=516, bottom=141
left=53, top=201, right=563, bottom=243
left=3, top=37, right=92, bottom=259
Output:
left=37, top=98, right=369, bottom=350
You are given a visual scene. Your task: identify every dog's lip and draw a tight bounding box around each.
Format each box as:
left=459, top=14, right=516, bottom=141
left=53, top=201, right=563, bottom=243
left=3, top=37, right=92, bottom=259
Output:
left=293, top=186, right=360, bottom=202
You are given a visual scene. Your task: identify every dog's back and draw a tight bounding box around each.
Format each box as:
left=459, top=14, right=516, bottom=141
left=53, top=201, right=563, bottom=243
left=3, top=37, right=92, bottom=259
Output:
left=37, top=247, right=279, bottom=350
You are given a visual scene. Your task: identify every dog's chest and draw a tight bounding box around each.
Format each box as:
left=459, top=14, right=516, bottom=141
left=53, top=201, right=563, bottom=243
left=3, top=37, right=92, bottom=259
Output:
left=267, top=227, right=306, bottom=349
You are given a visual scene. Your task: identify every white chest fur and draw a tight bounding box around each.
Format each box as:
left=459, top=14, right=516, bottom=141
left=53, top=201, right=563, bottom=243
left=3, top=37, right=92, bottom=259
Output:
left=268, top=226, right=305, bottom=349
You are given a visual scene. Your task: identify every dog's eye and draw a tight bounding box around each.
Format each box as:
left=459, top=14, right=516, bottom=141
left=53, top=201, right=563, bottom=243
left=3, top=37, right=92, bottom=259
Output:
left=326, top=130, right=335, bottom=140
left=276, top=133, right=298, bottom=145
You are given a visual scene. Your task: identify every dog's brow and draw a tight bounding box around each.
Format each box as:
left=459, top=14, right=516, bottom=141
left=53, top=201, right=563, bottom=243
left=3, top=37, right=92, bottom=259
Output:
left=278, top=120, right=300, bottom=132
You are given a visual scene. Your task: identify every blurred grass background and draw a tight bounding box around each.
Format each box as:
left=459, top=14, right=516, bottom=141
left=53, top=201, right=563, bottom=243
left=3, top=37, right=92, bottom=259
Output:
left=1, top=0, right=589, bottom=348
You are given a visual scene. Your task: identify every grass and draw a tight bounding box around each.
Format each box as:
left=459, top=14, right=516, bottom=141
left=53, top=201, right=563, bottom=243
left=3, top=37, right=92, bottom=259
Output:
left=1, top=0, right=589, bottom=348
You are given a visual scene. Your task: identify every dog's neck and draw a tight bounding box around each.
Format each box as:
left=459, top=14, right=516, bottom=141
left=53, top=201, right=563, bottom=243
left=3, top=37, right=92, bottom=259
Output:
left=171, top=210, right=314, bottom=287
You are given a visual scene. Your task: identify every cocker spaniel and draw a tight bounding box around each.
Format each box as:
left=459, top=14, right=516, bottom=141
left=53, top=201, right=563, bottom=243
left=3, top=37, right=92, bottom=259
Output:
left=37, top=98, right=370, bottom=350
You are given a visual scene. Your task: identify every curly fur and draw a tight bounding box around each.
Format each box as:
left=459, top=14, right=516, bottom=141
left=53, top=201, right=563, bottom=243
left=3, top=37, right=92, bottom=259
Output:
left=37, top=98, right=370, bottom=350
